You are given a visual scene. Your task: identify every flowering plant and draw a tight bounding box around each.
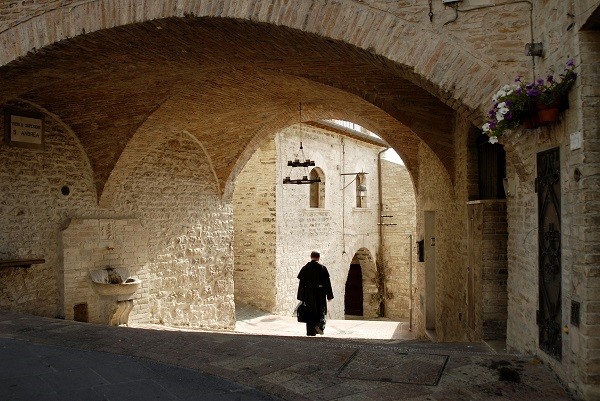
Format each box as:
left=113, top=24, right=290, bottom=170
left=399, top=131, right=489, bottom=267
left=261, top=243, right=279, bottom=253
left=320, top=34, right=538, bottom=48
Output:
left=538, top=59, right=577, bottom=106
left=482, top=59, right=577, bottom=143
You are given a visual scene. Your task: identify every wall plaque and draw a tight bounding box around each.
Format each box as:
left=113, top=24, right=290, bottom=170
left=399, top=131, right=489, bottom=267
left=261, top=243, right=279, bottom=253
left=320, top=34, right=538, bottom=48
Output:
left=3, top=109, right=44, bottom=149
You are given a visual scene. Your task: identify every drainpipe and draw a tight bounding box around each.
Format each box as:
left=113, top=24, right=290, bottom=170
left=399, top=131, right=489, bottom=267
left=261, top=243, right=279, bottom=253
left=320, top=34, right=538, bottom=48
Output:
left=377, top=147, right=389, bottom=316
left=377, top=147, right=389, bottom=242
left=409, top=233, right=413, bottom=332
left=341, top=138, right=346, bottom=255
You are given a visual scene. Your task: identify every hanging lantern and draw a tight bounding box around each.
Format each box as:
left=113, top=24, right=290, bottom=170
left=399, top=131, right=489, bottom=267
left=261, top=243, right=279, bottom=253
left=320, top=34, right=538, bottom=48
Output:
left=283, top=103, right=321, bottom=185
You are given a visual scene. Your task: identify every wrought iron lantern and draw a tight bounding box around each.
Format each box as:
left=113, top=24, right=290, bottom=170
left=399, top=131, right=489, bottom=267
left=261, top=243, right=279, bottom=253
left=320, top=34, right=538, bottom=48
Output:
left=283, top=103, right=321, bottom=185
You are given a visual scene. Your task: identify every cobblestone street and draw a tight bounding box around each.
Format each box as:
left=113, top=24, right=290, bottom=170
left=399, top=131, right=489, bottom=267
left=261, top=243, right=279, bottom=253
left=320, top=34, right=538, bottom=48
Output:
left=0, top=310, right=578, bottom=401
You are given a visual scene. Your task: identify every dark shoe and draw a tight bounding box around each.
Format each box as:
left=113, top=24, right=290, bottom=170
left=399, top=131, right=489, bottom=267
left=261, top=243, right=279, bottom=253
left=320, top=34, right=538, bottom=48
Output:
left=315, top=326, right=324, bottom=335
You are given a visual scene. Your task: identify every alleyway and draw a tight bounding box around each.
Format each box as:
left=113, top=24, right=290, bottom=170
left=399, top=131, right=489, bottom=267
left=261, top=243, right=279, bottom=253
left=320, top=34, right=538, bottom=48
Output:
left=0, top=309, right=577, bottom=401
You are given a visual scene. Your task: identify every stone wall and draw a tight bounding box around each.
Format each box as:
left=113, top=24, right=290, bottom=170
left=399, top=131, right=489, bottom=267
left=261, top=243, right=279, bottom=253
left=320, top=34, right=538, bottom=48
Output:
left=576, top=26, right=600, bottom=401
left=275, top=125, right=382, bottom=319
left=380, top=159, right=416, bottom=320
left=233, top=124, right=415, bottom=320
left=233, top=136, right=277, bottom=311
left=62, top=218, right=149, bottom=325
left=0, top=104, right=97, bottom=318
left=0, top=107, right=235, bottom=330
left=467, top=200, right=508, bottom=341
left=414, top=116, right=473, bottom=342
left=113, top=134, right=234, bottom=329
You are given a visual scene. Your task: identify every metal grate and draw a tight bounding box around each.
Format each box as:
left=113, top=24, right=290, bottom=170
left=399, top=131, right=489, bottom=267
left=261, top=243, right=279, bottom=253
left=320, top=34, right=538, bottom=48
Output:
left=338, top=349, right=448, bottom=386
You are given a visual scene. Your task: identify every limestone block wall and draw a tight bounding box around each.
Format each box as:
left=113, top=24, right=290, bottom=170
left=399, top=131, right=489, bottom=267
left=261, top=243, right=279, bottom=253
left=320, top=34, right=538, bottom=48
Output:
left=0, top=107, right=235, bottom=330
left=233, top=137, right=277, bottom=311
left=273, top=124, right=386, bottom=319
left=380, top=159, right=416, bottom=320
left=498, top=4, right=599, bottom=400
left=575, top=27, right=600, bottom=401
left=414, top=117, right=472, bottom=342
left=467, top=200, right=508, bottom=341
left=62, top=218, right=149, bottom=325
left=0, top=105, right=98, bottom=318
left=113, top=135, right=234, bottom=329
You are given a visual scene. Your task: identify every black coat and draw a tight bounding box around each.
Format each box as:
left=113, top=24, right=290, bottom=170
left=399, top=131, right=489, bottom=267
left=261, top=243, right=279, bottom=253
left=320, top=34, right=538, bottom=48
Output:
left=297, top=261, right=334, bottom=322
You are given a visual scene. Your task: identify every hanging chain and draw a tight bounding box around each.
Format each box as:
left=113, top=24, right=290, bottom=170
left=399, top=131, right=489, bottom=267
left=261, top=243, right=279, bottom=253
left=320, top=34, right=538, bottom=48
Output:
left=428, top=0, right=433, bottom=22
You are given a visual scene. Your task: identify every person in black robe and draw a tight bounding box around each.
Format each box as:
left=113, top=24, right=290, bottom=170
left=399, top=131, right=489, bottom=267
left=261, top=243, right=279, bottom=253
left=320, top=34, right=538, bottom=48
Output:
left=297, top=251, right=334, bottom=336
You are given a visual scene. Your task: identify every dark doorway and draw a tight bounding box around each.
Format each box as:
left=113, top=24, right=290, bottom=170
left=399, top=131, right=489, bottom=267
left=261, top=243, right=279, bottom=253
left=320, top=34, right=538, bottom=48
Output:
left=345, top=264, right=363, bottom=316
left=477, top=135, right=506, bottom=200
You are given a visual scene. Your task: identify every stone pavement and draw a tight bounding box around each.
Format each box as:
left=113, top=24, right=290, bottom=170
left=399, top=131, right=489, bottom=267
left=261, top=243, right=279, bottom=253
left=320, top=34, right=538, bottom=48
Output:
left=0, top=310, right=579, bottom=401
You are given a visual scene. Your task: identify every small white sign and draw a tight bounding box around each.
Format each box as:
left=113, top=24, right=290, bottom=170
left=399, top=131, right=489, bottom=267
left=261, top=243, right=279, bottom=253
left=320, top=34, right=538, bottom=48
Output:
left=10, top=114, right=43, bottom=145
left=570, top=131, right=582, bottom=150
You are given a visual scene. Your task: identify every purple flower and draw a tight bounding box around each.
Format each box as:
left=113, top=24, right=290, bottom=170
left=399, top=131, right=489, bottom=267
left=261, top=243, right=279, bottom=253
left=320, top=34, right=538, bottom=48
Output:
left=526, top=83, right=534, bottom=90
left=527, top=88, right=540, bottom=97
left=490, top=121, right=497, bottom=129
left=537, top=78, right=545, bottom=86
left=566, top=59, right=575, bottom=68
left=505, top=112, right=513, bottom=121
left=505, top=100, right=512, bottom=107
left=547, top=75, right=554, bottom=83
left=515, top=87, right=522, bottom=95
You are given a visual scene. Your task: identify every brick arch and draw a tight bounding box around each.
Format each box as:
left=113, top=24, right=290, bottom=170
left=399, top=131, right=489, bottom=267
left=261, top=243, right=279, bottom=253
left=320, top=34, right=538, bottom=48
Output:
left=0, top=0, right=503, bottom=124
left=102, top=71, right=434, bottom=207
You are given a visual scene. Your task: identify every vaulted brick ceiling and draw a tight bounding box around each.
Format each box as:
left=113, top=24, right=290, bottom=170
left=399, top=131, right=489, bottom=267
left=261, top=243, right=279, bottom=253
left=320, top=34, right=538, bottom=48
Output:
left=0, top=17, right=456, bottom=198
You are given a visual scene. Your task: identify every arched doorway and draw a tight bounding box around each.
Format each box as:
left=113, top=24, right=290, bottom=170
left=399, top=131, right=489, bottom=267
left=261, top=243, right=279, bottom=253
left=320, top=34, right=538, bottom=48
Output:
left=344, top=263, right=363, bottom=317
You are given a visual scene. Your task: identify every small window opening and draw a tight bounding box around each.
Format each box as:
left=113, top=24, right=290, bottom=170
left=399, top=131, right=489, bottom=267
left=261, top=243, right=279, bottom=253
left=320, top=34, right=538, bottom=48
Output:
left=356, top=173, right=367, bottom=208
left=309, top=168, right=325, bottom=208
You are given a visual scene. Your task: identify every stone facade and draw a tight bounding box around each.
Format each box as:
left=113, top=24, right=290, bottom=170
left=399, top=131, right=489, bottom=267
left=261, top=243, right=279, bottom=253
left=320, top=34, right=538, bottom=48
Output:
left=380, top=159, right=417, bottom=321
left=0, top=107, right=235, bottom=330
left=62, top=218, right=149, bottom=325
left=234, top=124, right=415, bottom=320
left=0, top=105, right=97, bottom=318
left=467, top=200, right=508, bottom=341
left=0, top=1, right=599, bottom=399
left=233, top=136, right=277, bottom=312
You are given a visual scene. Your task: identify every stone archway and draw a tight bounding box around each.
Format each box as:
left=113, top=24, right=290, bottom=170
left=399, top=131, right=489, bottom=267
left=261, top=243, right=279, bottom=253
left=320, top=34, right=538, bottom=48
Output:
left=350, top=248, right=379, bottom=319
left=0, top=2, right=526, bottom=204
left=0, top=1, right=507, bottom=118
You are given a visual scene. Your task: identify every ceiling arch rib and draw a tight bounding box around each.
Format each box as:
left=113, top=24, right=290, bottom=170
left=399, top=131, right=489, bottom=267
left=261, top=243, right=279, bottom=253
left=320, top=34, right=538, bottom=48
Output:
left=1, top=17, right=463, bottom=200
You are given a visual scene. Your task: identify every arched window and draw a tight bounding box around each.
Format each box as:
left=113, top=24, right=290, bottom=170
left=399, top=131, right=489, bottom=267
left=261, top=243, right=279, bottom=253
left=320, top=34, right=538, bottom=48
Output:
left=309, top=168, right=325, bottom=208
left=356, top=173, right=367, bottom=208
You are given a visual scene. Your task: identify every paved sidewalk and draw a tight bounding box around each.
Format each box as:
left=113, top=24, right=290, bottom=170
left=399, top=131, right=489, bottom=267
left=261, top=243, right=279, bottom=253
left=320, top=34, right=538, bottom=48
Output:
left=0, top=310, right=578, bottom=401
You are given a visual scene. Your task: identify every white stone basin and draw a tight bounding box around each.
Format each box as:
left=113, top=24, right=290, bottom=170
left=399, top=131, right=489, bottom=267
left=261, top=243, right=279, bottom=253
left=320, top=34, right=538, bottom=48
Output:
left=90, top=267, right=141, bottom=299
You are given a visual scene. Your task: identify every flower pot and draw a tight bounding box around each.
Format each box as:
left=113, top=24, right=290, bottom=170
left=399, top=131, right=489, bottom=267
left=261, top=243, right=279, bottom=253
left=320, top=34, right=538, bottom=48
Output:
left=538, top=107, right=560, bottom=125
left=537, top=102, right=560, bottom=126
